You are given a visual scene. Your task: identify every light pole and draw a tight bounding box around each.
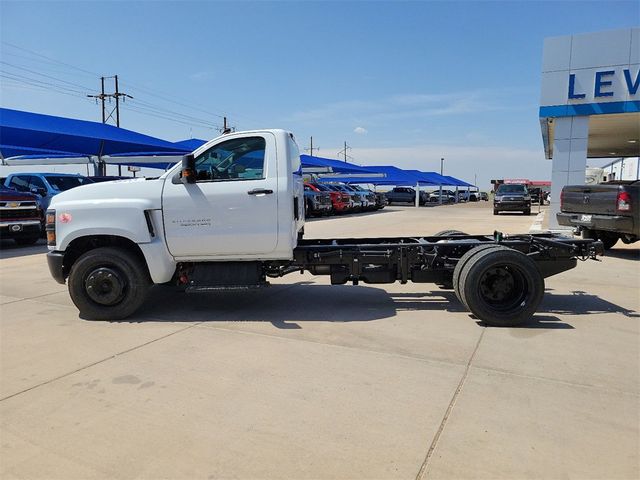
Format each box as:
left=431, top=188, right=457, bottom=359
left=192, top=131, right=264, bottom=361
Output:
left=439, top=158, right=444, bottom=205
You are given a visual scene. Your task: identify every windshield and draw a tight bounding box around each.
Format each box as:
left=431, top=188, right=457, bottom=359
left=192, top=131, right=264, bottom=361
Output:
left=45, top=175, right=93, bottom=191
left=497, top=184, right=528, bottom=194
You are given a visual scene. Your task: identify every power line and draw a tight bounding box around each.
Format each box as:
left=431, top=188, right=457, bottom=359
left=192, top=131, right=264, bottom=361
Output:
left=0, top=72, right=88, bottom=96
left=0, top=60, right=94, bottom=91
left=120, top=104, right=218, bottom=130
left=1, top=41, right=101, bottom=77
left=1, top=42, right=250, bottom=132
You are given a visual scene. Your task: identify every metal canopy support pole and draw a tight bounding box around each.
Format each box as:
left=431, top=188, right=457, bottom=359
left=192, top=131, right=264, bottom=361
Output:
left=455, top=186, right=459, bottom=203
left=439, top=184, right=443, bottom=205
left=415, top=182, right=420, bottom=207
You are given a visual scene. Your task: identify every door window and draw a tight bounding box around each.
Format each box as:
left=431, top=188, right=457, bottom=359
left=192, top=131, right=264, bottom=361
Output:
left=9, top=176, right=29, bottom=192
left=194, top=136, right=266, bottom=182
left=28, top=176, right=46, bottom=190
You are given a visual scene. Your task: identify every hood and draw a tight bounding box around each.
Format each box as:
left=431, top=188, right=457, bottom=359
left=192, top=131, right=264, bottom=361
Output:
left=0, top=187, right=39, bottom=202
left=50, top=177, right=165, bottom=210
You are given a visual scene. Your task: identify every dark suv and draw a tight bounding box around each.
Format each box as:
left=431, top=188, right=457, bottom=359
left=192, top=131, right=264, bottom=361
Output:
left=493, top=184, right=531, bottom=215
left=386, top=187, right=429, bottom=205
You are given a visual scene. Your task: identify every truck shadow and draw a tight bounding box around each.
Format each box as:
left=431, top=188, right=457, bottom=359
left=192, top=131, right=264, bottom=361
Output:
left=117, top=283, right=628, bottom=329
left=603, top=248, right=639, bottom=261
left=0, top=239, right=48, bottom=259
left=127, top=283, right=472, bottom=325
left=539, top=290, right=639, bottom=318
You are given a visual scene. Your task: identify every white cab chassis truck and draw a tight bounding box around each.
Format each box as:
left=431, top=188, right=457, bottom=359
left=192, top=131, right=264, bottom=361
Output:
left=46, top=130, right=603, bottom=327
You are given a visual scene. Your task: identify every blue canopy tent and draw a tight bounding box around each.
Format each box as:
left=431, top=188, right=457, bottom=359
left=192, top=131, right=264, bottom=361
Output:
left=440, top=175, right=475, bottom=188
left=0, top=108, right=199, bottom=173
left=300, top=154, right=373, bottom=174
left=321, top=166, right=438, bottom=186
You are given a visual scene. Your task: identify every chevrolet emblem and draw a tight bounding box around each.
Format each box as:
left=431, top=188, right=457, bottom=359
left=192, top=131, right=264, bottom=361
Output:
left=6, top=201, right=19, bottom=208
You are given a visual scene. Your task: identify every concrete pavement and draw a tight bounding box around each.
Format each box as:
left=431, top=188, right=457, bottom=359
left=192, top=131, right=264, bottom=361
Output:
left=1, top=202, right=638, bottom=479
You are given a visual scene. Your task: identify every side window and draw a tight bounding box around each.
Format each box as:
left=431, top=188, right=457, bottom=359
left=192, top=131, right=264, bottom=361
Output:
left=9, top=176, right=29, bottom=192
left=28, top=176, right=46, bottom=190
left=194, top=136, right=266, bottom=182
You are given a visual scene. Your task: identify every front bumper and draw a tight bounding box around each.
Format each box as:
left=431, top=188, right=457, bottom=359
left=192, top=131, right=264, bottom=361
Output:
left=47, top=251, right=66, bottom=284
left=0, top=220, right=42, bottom=239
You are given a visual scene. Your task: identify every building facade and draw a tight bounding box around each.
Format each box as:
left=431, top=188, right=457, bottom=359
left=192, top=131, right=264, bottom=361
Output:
left=540, top=28, right=640, bottom=228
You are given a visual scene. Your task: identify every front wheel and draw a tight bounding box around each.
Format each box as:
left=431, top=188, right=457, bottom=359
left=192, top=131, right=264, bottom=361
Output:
left=68, top=247, right=151, bottom=320
left=524, top=209, right=531, bottom=215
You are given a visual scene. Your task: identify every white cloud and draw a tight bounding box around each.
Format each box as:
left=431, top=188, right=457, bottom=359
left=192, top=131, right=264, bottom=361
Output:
left=354, top=126, right=368, bottom=135
left=287, top=88, right=522, bottom=125
left=350, top=144, right=550, bottom=189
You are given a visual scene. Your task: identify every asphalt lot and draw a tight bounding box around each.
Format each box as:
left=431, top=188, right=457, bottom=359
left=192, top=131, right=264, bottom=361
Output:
left=1, top=201, right=638, bottom=479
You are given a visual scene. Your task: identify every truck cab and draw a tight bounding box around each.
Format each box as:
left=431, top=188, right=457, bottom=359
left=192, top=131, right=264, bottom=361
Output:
left=47, top=130, right=304, bottom=318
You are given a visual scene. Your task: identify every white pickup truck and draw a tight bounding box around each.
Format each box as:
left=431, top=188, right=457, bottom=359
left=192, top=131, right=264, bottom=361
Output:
left=46, top=129, right=603, bottom=327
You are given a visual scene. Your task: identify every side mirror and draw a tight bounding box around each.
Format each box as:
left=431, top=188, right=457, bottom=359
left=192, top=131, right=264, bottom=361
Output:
left=181, top=154, right=196, bottom=184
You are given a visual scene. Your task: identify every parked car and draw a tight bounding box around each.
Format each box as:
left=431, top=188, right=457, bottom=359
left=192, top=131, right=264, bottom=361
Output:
left=493, top=184, right=531, bottom=215
left=348, top=185, right=377, bottom=211
left=4, top=173, right=93, bottom=210
left=331, top=184, right=362, bottom=210
left=303, top=184, right=333, bottom=217
left=458, top=191, right=478, bottom=202
left=480, top=192, right=489, bottom=201
left=557, top=180, right=639, bottom=249
left=386, top=187, right=429, bottom=205
left=429, top=190, right=456, bottom=203
left=373, top=191, right=387, bottom=209
left=306, top=183, right=351, bottom=214
left=0, top=185, right=44, bottom=245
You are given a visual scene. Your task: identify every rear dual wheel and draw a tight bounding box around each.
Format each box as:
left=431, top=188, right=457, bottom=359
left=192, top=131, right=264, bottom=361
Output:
left=453, top=245, right=544, bottom=327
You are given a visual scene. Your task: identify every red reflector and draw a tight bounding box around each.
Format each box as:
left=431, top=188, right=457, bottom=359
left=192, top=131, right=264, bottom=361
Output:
left=617, top=191, right=631, bottom=212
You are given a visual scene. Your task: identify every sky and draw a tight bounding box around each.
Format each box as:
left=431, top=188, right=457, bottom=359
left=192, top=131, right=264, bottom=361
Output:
left=1, top=0, right=638, bottom=187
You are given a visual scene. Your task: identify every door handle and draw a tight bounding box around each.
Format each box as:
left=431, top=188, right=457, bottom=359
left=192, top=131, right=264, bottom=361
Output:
left=247, top=188, right=273, bottom=195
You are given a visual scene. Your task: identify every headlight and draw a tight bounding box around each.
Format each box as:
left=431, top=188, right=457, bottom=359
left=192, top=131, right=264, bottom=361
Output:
left=45, top=209, right=56, bottom=246
left=523, top=195, right=531, bottom=201
left=494, top=196, right=503, bottom=201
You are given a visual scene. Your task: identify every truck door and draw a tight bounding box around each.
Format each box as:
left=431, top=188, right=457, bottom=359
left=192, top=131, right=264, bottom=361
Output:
left=162, top=133, right=279, bottom=258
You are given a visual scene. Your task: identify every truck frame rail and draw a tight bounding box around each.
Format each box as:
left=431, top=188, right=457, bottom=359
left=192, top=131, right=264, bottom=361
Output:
left=264, top=232, right=603, bottom=327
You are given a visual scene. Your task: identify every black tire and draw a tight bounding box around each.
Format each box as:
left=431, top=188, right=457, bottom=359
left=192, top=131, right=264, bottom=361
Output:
left=524, top=209, right=531, bottom=215
left=458, top=246, right=544, bottom=327
left=453, top=244, right=508, bottom=304
left=14, top=236, right=40, bottom=246
left=434, top=230, right=468, bottom=237
left=493, top=209, right=499, bottom=215
left=68, top=247, right=151, bottom=320
left=597, top=231, right=619, bottom=250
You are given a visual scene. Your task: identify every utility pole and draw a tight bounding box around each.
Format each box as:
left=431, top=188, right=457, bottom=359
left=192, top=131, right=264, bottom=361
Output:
left=439, top=158, right=444, bottom=205
left=221, top=116, right=234, bottom=134
left=305, top=136, right=319, bottom=156
left=88, top=75, right=133, bottom=175
left=338, top=141, right=352, bottom=163
left=88, top=75, right=133, bottom=128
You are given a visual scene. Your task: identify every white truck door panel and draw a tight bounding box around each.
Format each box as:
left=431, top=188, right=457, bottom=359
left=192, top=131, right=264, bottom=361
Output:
left=162, top=133, right=279, bottom=258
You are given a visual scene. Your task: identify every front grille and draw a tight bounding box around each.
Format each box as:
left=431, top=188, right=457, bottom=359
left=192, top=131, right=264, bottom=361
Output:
left=0, top=203, right=40, bottom=221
